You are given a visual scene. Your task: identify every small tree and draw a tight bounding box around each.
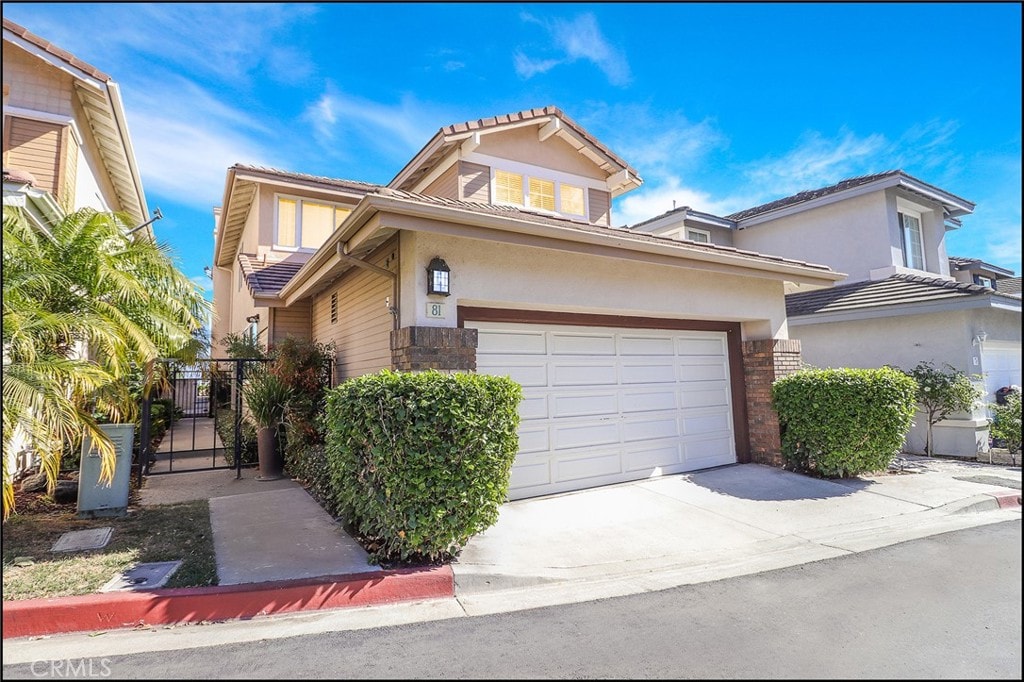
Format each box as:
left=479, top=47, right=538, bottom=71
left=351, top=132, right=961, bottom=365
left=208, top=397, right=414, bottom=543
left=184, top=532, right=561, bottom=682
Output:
left=906, top=361, right=983, bottom=457
left=990, top=389, right=1022, bottom=454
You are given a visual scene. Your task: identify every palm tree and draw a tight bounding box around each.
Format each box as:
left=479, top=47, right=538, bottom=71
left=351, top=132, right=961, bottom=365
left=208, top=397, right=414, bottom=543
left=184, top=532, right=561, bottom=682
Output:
left=2, top=207, right=211, bottom=518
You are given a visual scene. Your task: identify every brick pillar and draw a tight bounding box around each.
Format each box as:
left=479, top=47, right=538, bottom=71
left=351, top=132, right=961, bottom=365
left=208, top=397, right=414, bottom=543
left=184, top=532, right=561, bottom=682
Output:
left=742, top=338, right=802, bottom=466
left=390, top=326, right=478, bottom=372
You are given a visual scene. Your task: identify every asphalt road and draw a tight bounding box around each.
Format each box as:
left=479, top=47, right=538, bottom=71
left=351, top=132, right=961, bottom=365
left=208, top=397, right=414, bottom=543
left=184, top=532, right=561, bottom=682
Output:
left=6, top=520, right=1021, bottom=679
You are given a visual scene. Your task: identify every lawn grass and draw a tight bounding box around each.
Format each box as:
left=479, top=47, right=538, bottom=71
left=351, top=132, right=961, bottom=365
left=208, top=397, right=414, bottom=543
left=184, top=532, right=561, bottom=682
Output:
left=2, top=498, right=218, bottom=600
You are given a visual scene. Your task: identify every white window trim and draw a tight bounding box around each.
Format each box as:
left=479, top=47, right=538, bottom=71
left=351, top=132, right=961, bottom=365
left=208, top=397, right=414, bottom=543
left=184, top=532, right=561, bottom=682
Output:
left=685, top=227, right=712, bottom=243
left=898, top=207, right=926, bottom=271
left=484, top=165, right=593, bottom=220
left=2, top=105, right=83, bottom=145
left=273, top=193, right=351, bottom=252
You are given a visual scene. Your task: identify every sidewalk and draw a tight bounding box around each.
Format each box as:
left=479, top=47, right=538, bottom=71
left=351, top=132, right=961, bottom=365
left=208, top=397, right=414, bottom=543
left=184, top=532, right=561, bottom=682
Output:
left=2, top=455, right=1020, bottom=643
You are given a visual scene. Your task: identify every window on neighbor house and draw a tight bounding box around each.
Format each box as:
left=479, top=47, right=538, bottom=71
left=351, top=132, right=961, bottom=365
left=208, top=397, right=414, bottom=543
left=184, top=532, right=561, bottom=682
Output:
left=276, top=197, right=352, bottom=250
left=975, top=275, right=994, bottom=288
left=899, top=211, right=925, bottom=270
left=686, top=228, right=711, bottom=244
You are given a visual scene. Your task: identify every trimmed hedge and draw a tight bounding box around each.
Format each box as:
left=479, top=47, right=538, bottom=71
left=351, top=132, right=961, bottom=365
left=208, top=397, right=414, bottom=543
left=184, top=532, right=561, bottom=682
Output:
left=324, top=370, right=522, bottom=563
left=772, top=367, right=918, bottom=477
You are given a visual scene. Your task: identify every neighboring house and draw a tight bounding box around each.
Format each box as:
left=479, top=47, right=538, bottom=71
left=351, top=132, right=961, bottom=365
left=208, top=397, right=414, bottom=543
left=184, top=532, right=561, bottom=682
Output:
left=213, top=106, right=844, bottom=499
left=2, top=19, right=151, bottom=476
left=631, top=170, right=1022, bottom=457
left=2, top=18, right=148, bottom=229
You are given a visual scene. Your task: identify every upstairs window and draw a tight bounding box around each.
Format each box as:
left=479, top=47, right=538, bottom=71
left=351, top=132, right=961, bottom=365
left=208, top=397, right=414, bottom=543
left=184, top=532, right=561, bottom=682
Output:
left=899, top=211, right=925, bottom=270
left=560, top=184, right=585, bottom=216
left=276, top=197, right=351, bottom=250
left=528, top=177, right=556, bottom=211
left=975, top=275, right=994, bottom=289
left=495, top=170, right=523, bottom=204
left=686, top=228, right=711, bottom=244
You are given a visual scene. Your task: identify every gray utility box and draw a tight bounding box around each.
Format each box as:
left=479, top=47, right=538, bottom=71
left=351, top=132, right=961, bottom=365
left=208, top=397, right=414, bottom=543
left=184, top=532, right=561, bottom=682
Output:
left=77, top=423, right=135, bottom=518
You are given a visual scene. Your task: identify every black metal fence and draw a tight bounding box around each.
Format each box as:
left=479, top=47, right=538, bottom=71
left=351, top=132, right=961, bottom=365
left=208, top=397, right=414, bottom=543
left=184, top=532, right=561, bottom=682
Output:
left=137, top=358, right=270, bottom=484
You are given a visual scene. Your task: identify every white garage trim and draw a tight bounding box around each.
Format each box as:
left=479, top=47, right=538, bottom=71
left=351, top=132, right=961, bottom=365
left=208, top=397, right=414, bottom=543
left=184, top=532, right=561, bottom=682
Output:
left=463, top=308, right=748, bottom=499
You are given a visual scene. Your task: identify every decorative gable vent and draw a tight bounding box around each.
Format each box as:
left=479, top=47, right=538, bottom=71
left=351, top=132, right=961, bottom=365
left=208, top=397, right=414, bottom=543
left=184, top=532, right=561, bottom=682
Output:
left=330, top=292, right=338, bottom=324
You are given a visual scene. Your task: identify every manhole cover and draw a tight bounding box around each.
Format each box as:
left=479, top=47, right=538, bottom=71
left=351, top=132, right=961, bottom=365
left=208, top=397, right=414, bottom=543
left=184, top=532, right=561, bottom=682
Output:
left=50, top=527, right=113, bottom=552
left=100, top=561, right=182, bottom=592
left=954, top=475, right=1022, bottom=490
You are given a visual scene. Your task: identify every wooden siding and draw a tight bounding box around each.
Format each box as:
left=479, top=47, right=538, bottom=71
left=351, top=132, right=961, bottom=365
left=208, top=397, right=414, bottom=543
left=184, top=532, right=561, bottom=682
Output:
left=60, top=127, right=79, bottom=212
left=460, top=161, right=490, bottom=202
left=423, top=163, right=458, bottom=199
left=270, top=302, right=312, bottom=345
left=589, top=188, right=611, bottom=226
left=4, top=116, right=63, bottom=195
left=311, top=238, right=398, bottom=381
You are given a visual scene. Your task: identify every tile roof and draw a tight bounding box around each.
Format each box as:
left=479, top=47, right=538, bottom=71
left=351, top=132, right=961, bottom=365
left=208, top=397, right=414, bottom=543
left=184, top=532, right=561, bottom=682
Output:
left=726, top=170, right=974, bottom=222
left=947, top=256, right=979, bottom=268
left=786, top=273, right=1015, bottom=317
left=3, top=18, right=110, bottom=82
left=376, top=188, right=833, bottom=273
left=996, top=276, right=1022, bottom=296
left=232, top=165, right=381, bottom=194
left=237, top=254, right=306, bottom=297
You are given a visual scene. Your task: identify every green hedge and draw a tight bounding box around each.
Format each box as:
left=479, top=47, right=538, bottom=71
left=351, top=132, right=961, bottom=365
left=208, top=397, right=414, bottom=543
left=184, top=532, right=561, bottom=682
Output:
left=772, top=367, right=918, bottom=477
left=991, top=390, right=1022, bottom=454
left=215, top=408, right=258, bottom=466
left=324, top=370, right=522, bottom=563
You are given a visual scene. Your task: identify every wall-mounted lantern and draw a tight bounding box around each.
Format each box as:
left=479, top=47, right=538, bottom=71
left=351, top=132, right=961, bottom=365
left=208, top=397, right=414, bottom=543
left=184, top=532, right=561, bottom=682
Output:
left=426, top=257, right=451, bottom=296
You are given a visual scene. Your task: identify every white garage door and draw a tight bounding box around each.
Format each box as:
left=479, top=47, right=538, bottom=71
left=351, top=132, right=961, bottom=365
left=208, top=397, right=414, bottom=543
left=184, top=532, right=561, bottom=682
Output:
left=982, top=341, right=1022, bottom=401
left=474, top=321, right=737, bottom=499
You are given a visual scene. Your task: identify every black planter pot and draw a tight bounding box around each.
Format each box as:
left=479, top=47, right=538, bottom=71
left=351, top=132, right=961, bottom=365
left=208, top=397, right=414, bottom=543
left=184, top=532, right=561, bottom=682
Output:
left=256, top=426, right=284, bottom=481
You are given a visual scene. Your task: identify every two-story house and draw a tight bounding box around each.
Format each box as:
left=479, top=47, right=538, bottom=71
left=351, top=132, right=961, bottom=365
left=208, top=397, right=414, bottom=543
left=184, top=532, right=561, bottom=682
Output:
left=631, top=170, right=1022, bottom=457
left=212, top=106, right=845, bottom=499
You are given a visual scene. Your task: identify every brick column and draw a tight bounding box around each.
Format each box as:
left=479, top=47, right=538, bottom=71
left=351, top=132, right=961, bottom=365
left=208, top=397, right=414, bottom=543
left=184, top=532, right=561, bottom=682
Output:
left=742, top=338, right=802, bottom=466
left=391, top=326, right=478, bottom=372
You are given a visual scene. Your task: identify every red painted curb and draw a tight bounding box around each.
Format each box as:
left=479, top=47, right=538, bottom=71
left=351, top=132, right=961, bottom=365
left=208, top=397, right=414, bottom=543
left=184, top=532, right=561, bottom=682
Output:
left=988, top=491, right=1022, bottom=509
left=2, top=565, right=453, bottom=639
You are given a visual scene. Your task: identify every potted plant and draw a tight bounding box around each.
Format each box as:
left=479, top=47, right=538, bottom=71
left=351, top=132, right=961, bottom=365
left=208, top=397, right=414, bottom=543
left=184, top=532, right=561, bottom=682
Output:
left=243, top=367, right=293, bottom=480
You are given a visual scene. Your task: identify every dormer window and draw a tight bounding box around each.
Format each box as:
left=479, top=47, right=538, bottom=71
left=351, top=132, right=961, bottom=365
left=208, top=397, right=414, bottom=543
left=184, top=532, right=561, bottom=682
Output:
left=276, top=195, right=351, bottom=250
left=898, top=210, right=925, bottom=270
left=492, top=166, right=592, bottom=220
left=686, top=228, right=711, bottom=244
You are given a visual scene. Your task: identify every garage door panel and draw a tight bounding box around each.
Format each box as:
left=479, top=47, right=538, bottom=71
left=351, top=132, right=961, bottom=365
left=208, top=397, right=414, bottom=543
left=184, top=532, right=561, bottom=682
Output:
left=621, top=362, right=677, bottom=384
left=552, top=420, right=620, bottom=449
left=477, top=329, right=547, bottom=354
left=517, top=427, right=550, bottom=454
left=477, top=360, right=548, bottom=387
left=551, top=332, right=616, bottom=355
left=682, top=411, right=732, bottom=435
left=679, top=363, right=727, bottom=382
left=552, top=392, right=618, bottom=419
left=624, top=444, right=682, bottom=472
left=620, top=389, right=678, bottom=413
left=679, top=384, right=730, bottom=408
left=622, top=416, right=680, bottom=442
left=474, top=320, right=737, bottom=499
left=619, top=335, right=675, bottom=356
left=555, top=451, right=623, bottom=482
left=677, top=337, right=726, bottom=355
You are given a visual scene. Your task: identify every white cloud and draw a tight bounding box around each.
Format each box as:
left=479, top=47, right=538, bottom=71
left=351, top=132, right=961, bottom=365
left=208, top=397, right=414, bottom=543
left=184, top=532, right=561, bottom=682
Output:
left=516, top=13, right=631, bottom=86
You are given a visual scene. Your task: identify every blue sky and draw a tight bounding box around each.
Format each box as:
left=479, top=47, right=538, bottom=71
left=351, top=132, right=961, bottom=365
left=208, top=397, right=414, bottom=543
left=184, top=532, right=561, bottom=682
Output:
left=6, top=3, right=1021, bottom=296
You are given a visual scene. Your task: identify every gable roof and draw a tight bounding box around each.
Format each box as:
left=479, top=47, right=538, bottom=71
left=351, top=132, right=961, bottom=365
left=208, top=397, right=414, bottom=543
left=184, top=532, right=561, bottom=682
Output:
left=388, top=106, right=642, bottom=197
left=786, top=273, right=1020, bottom=318
left=214, top=164, right=379, bottom=266
left=3, top=18, right=148, bottom=223
left=726, top=170, right=975, bottom=225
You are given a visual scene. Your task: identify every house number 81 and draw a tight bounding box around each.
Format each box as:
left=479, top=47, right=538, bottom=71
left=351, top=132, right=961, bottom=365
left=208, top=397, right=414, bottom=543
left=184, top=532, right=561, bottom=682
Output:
left=426, top=302, right=444, bottom=318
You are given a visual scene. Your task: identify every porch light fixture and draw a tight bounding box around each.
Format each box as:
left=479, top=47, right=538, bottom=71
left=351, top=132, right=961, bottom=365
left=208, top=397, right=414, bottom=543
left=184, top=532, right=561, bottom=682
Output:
left=973, top=330, right=988, bottom=346
left=426, top=257, right=451, bottom=297
left=245, top=314, right=260, bottom=324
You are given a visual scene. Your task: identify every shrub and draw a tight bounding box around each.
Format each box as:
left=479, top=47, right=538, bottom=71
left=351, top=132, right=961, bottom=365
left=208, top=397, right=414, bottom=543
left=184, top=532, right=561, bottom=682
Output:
left=323, top=370, right=522, bottom=563
left=990, top=389, right=1022, bottom=454
left=905, top=361, right=983, bottom=457
left=772, top=367, right=918, bottom=477
left=270, top=337, right=334, bottom=448
left=215, top=408, right=258, bottom=466
left=285, top=441, right=335, bottom=513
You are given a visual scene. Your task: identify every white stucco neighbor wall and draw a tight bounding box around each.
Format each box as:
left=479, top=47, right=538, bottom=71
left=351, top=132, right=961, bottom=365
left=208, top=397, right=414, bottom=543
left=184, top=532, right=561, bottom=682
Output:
left=72, top=138, right=112, bottom=212
left=790, top=306, right=1021, bottom=457
left=399, top=230, right=790, bottom=340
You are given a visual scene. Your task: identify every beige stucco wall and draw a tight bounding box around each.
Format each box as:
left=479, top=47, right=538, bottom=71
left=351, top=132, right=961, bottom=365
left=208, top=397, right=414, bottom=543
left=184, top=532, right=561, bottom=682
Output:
left=473, top=125, right=607, bottom=181
left=790, top=305, right=1021, bottom=456
left=734, top=189, right=954, bottom=284
left=399, top=229, right=790, bottom=340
